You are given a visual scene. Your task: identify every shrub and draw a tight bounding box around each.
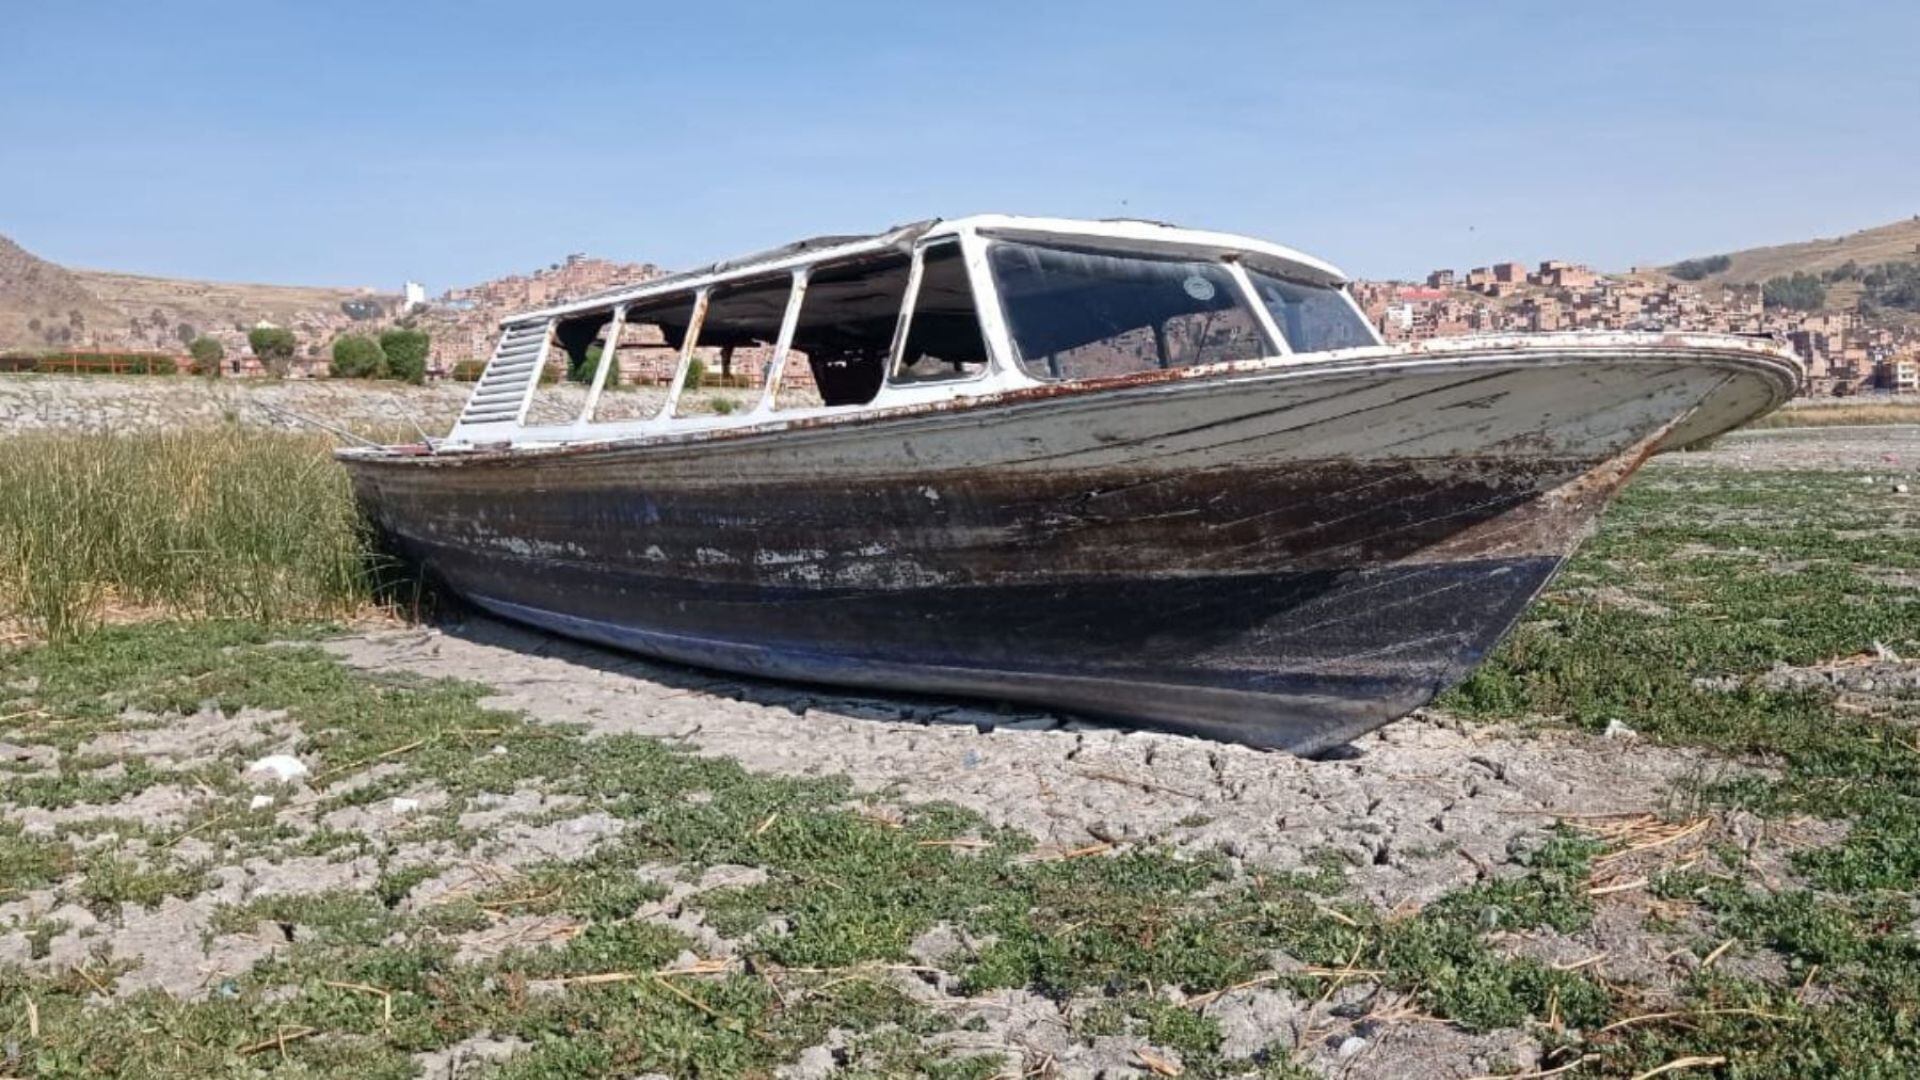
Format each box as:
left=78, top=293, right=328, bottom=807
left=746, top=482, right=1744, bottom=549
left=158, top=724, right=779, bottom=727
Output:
left=247, top=327, right=298, bottom=376
left=1669, top=254, right=1732, bottom=281
left=450, top=358, right=564, bottom=385
left=709, top=396, right=739, bottom=415
left=188, top=336, right=225, bottom=377
left=1762, top=272, right=1826, bottom=311
left=567, top=342, right=616, bottom=386
left=6, top=352, right=182, bottom=375
left=684, top=357, right=706, bottom=389
left=330, top=335, right=387, bottom=379
left=1860, top=260, right=1920, bottom=312
left=378, top=328, right=430, bottom=384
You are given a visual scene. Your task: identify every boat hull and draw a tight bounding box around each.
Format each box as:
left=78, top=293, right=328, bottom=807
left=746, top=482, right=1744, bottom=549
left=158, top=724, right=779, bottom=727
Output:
left=342, top=337, right=1797, bottom=753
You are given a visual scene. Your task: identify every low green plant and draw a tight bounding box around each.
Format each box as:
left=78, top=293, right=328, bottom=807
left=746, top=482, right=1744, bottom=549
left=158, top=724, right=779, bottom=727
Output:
left=1445, top=467, right=1920, bottom=1074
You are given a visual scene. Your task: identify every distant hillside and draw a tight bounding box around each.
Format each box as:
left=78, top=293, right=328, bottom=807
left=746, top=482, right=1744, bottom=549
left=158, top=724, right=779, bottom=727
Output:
left=0, top=235, right=126, bottom=350
left=71, top=268, right=400, bottom=356
left=1657, top=216, right=1920, bottom=287
left=0, top=230, right=403, bottom=356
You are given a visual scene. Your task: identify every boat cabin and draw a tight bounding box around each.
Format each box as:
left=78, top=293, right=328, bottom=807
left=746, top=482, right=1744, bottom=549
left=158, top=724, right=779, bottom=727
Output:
left=445, top=215, right=1381, bottom=449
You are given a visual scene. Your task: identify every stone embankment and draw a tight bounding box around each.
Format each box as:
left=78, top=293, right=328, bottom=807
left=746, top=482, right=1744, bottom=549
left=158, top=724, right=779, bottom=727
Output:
left=0, top=374, right=698, bottom=438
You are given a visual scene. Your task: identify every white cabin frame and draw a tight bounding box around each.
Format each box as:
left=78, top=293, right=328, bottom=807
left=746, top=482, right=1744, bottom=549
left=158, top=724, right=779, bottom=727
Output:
left=444, top=214, right=1380, bottom=451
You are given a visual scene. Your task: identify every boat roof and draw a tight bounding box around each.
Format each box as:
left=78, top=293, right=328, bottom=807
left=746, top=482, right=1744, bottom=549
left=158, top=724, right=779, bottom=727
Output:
left=505, top=214, right=1351, bottom=327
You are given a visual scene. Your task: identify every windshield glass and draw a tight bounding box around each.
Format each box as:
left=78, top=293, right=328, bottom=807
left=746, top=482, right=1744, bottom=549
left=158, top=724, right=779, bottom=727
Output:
left=987, top=241, right=1273, bottom=381
left=1245, top=269, right=1377, bottom=353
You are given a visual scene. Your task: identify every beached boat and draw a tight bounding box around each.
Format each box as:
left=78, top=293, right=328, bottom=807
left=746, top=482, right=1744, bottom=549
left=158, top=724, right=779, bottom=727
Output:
left=338, top=216, right=1800, bottom=754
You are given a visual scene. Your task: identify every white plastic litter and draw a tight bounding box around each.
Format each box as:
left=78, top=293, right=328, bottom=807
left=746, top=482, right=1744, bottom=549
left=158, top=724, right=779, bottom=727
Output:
left=248, top=794, right=275, bottom=811
left=1603, top=719, right=1639, bottom=740
left=391, top=797, right=422, bottom=814
left=245, top=754, right=309, bottom=783
left=1337, top=1036, right=1369, bottom=1059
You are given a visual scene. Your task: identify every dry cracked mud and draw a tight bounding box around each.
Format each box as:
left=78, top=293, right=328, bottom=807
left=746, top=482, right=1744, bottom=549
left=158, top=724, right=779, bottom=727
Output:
left=0, top=615, right=1782, bottom=1079
left=327, top=620, right=1740, bottom=913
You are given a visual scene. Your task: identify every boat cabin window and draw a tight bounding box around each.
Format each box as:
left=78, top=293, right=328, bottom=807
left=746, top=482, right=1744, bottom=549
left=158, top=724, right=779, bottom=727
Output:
left=672, top=275, right=788, bottom=417
left=770, top=251, right=913, bottom=409
left=987, top=240, right=1272, bottom=382
left=891, top=241, right=989, bottom=386
left=586, top=293, right=701, bottom=422
left=1244, top=270, right=1378, bottom=353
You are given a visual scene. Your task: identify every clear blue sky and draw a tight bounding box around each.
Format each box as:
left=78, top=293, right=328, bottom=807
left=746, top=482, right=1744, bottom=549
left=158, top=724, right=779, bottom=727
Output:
left=4, top=2, right=1916, bottom=290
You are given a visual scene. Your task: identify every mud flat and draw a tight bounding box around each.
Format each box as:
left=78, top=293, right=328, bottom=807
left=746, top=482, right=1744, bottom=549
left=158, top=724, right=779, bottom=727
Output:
left=3, top=434, right=1918, bottom=1075
left=1670, top=421, right=1920, bottom=473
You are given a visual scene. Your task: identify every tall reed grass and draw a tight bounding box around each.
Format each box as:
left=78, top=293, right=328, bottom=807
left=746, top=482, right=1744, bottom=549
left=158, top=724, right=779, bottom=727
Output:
left=1754, top=400, right=1920, bottom=428
left=0, top=429, right=381, bottom=640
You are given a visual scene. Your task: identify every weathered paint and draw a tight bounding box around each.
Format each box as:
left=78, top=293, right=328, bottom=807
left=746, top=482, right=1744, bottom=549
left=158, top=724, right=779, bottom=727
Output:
left=342, top=339, right=1798, bottom=754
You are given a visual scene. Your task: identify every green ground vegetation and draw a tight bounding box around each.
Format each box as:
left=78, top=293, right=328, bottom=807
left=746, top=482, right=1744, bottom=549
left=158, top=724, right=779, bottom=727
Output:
left=0, top=443, right=1916, bottom=1075
left=0, top=622, right=1608, bottom=1077
left=1446, top=468, right=1920, bottom=1076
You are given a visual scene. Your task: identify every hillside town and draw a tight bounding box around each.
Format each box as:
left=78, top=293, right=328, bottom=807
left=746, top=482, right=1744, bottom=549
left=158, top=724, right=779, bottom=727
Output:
left=7, top=228, right=1920, bottom=396
left=1354, top=260, right=1920, bottom=396
left=236, top=249, right=1920, bottom=397
left=184, top=253, right=665, bottom=379
left=414, top=252, right=663, bottom=372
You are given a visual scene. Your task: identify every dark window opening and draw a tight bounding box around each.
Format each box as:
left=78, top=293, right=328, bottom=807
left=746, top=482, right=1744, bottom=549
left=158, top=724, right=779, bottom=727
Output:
left=988, top=240, right=1271, bottom=382
left=586, top=293, right=701, bottom=423
left=780, top=252, right=913, bottom=408
left=674, top=275, right=792, bottom=417
left=892, top=242, right=989, bottom=386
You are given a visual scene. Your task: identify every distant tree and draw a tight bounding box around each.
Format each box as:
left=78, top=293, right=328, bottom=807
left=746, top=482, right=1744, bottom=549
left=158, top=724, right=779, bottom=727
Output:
left=329, top=335, right=387, bottom=379
left=1670, top=254, right=1732, bottom=281
left=26, top=317, right=40, bottom=333
left=567, top=342, right=617, bottom=386
left=188, top=336, right=225, bottom=377
left=1860, top=260, right=1920, bottom=312
left=377, top=328, right=430, bottom=384
left=1762, top=272, right=1827, bottom=311
left=247, top=326, right=298, bottom=376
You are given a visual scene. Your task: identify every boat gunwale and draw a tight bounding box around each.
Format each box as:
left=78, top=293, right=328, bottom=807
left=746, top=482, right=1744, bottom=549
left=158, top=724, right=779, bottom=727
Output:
left=338, top=331, right=1803, bottom=470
